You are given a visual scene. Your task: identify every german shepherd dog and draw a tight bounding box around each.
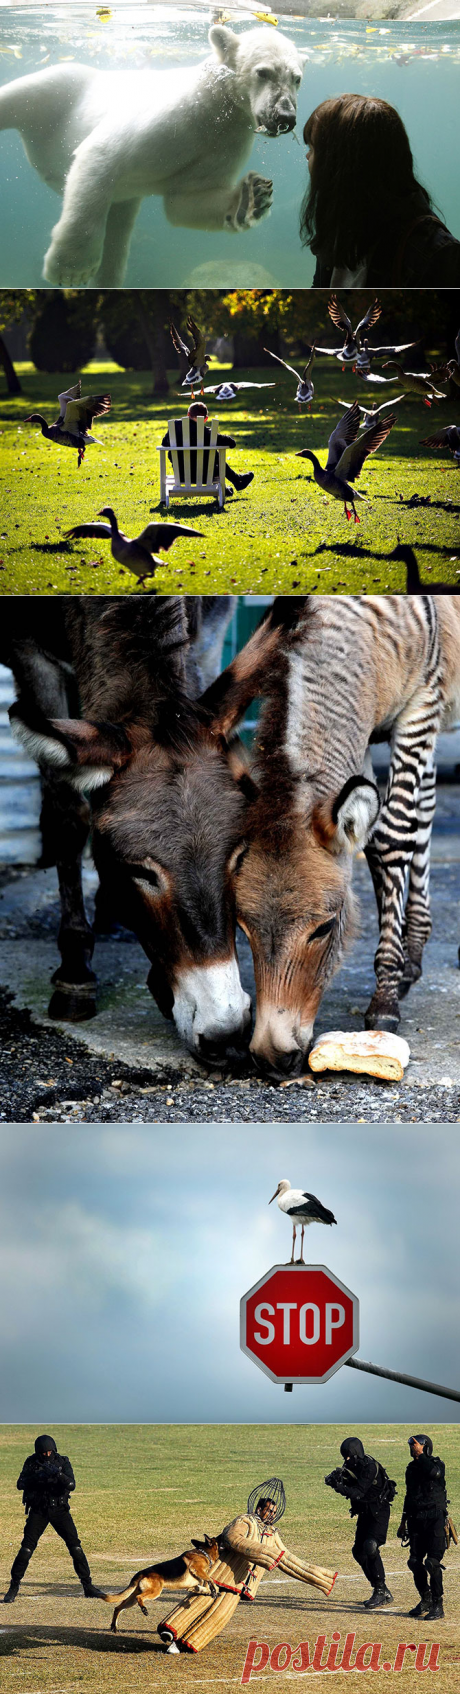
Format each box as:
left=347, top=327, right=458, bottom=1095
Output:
left=102, top=1535, right=220, bottom=1632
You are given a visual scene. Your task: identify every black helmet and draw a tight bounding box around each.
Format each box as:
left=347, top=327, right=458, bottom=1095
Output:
left=409, top=1434, right=433, bottom=1457
left=340, top=1437, right=364, bottom=1463
left=247, top=1477, right=286, bottom=1524
left=34, top=1435, right=57, bottom=1457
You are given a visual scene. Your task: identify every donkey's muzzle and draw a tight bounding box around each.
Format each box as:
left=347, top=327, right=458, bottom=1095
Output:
left=251, top=1045, right=307, bottom=1081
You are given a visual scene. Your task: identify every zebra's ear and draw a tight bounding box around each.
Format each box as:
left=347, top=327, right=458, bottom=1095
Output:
left=331, top=776, right=380, bottom=853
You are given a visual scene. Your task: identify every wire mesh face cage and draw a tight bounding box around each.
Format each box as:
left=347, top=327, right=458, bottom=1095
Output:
left=247, top=1478, right=286, bottom=1524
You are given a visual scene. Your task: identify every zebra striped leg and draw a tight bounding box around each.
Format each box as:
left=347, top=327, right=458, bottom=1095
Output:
left=399, top=757, right=436, bottom=998
left=364, top=716, right=440, bottom=1031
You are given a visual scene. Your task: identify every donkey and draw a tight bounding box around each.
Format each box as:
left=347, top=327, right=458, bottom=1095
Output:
left=2, top=596, right=252, bottom=1063
left=101, top=1534, right=219, bottom=1634
left=200, top=594, right=460, bottom=1077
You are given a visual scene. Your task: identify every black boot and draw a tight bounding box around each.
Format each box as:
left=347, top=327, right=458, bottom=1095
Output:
left=3, top=1584, right=19, bottom=1603
left=408, top=1591, right=431, bottom=1618
left=82, top=1582, right=106, bottom=1598
left=426, top=1600, right=444, bottom=1620
left=364, top=1586, right=392, bottom=1609
left=232, top=471, right=254, bottom=492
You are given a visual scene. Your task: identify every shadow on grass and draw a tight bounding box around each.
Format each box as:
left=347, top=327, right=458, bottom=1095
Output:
left=147, top=499, right=228, bottom=520
left=0, top=1624, right=159, bottom=1656
left=394, top=498, right=460, bottom=515
left=30, top=541, right=73, bottom=554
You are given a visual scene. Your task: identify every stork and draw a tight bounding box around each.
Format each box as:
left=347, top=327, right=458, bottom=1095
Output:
left=269, top=1179, right=337, bottom=1263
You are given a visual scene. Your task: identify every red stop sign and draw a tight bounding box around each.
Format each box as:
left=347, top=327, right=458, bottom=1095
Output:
left=240, top=1264, right=359, bottom=1385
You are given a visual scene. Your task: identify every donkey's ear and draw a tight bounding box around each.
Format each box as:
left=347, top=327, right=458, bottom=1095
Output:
left=331, top=775, right=380, bottom=853
left=9, top=705, right=131, bottom=792
left=209, top=24, right=239, bottom=67
left=198, top=606, right=288, bottom=736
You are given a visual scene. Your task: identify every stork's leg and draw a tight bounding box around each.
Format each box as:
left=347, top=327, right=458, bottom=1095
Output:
left=344, top=504, right=351, bottom=521
left=291, top=1224, right=296, bottom=1263
left=299, top=1225, right=305, bottom=1263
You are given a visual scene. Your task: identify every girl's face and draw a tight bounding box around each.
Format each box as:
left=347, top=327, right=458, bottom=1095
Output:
left=306, top=141, right=315, bottom=175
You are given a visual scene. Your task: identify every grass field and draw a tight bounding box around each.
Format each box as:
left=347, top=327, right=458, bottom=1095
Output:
left=1, top=362, right=460, bottom=597
left=1, top=1424, right=459, bottom=1691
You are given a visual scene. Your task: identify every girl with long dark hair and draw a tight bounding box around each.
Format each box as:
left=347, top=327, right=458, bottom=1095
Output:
left=300, top=94, right=460, bottom=286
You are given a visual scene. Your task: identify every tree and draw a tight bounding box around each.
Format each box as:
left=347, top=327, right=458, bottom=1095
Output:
left=29, top=292, right=96, bottom=371
left=0, top=290, right=37, bottom=395
left=99, top=290, right=195, bottom=394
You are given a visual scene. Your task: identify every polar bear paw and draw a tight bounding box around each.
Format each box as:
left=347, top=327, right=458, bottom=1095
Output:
left=225, top=172, right=273, bottom=233
left=44, top=227, right=103, bottom=286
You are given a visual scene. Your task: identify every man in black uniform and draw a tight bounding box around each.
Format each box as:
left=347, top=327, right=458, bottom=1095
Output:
left=397, top=1433, right=448, bottom=1621
left=3, top=1435, right=104, bottom=1603
left=161, top=401, right=254, bottom=494
left=325, top=1436, right=395, bottom=1609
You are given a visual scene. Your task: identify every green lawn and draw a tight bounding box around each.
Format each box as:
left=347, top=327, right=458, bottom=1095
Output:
left=1, top=361, right=459, bottom=596
left=0, top=1424, right=459, bottom=1691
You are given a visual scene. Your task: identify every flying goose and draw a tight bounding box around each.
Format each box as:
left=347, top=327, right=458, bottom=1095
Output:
left=25, top=383, right=111, bottom=467
left=382, top=363, right=447, bottom=405
left=170, top=317, right=209, bottom=396
left=315, top=296, right=382, bottom=368
left=200, top=380, right=275, bottom=401
left=263, top=344, right=316, bottom=408
left=338, top=394, right=404, bottom=429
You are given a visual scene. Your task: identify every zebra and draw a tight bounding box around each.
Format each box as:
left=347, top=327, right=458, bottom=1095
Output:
left=201, top=595, right=460, bottom=1078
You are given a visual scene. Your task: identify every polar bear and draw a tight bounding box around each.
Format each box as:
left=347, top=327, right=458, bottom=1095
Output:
left=0, top=26, right=306, bottom=286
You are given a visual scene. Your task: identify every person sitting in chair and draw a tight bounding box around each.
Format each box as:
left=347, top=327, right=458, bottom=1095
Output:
left=161, top=402, right=254, bottom=495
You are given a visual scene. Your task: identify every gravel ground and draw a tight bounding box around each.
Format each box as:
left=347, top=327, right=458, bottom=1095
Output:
left=1, top=986, right=460, bottom=1124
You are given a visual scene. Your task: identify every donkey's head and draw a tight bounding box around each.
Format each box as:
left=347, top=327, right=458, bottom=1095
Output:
left=200, top=598, right=380, bottom=1078
left=10, top=698, right=253, bottom=1063
left=231, top=774, right=379, bottom=1078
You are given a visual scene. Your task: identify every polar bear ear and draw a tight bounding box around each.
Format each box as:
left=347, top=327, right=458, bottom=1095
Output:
left=209, top=25, right=240, bottom=68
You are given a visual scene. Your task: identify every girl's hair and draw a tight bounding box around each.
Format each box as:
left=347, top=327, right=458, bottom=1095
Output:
left=300, top=94, right=434, bottom=268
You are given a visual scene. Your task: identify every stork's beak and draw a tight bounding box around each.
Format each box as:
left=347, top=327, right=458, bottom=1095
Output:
left=269, top=1187, right=280, bottom=1204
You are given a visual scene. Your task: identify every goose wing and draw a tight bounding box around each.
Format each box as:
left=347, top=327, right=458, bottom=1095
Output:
left=264, top=348, right=301, bottom=381
left=56, top=380, right=81, bottom=423
left=65, top=522, right=112, bottom=540
left=360, top=371, right=396, bottom=386
left=326, top=403, right=361, bottom=471
left=328, top=295, right=352, bottom=338
left=355, top=298, right=381, bottom=339
left=336, top=413, right=395, bottom=482
left=170, top=320, right=191, bottom=360
left=187, top=316, right=206, bottom=363
left=420, top=426, right=460, bottom=449
left=370, top=340, right=418, bottom=358
left=311, top=344, right=342, bottom=357
left=135, top=521, right=205, bottom=553
left=64, top=393, right=111, bottom=433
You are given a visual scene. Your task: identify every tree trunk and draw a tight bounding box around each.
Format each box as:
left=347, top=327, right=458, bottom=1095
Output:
left=135, top=293, right=170, bottom=395
left=0, top=334, right=22, bottom=395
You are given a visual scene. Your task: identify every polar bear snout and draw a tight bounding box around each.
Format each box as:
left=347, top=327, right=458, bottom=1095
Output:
left=250, top=72, right=302, bottom=137
left=271, top=95, right=297, bottom=135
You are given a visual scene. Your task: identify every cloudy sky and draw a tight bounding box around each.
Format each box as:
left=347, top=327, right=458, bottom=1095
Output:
left=0, top=1121, right=458, bottom=1425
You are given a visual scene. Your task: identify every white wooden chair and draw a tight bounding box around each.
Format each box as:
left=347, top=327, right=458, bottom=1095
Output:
left=157, top=416, right=227, bottom=509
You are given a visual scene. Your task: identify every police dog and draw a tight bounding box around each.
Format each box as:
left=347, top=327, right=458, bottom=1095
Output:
left=102, top=1534, right=219, bottom=1632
